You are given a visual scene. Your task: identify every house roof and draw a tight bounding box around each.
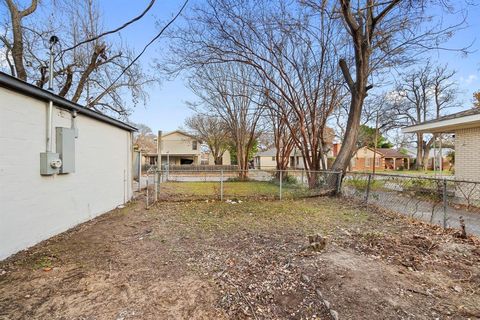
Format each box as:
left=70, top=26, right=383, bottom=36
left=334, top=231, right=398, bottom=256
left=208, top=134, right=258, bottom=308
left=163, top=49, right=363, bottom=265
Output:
left=161, top=130, right=197, bottom=139
left=0, top=72, right=137, bottom=132
left=255, top=147, right=305, bottom=158
left=403, top=108, right=480, bottom=134
left=255, top=148, right=277, bottom=157
left=374, top=148, right=410, bottom=158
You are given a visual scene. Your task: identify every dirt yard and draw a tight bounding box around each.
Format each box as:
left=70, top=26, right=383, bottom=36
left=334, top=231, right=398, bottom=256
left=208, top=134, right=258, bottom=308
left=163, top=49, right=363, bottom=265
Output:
left=1, top=193, right=479, bottom=319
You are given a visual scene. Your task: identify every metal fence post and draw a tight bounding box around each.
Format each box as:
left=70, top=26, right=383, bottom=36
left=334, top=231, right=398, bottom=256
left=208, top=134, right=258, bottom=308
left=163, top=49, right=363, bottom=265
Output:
left=220, top=170, right=224, bottom=201
left=443, top=178, right=447, bottom=228
left=365, top=173, right=372, bottom=203
left=156, top=170, right=160, bottom=200
left=336, top=171, right=343, bottom=195
left=279, top=170, right=283, bottom=200
left=154, top=170, right=158, bottom=203
left=146, top=179, right=149, bottom=209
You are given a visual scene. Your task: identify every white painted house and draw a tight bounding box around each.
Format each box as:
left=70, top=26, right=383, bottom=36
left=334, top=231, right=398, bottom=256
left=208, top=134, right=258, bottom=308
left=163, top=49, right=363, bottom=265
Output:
left=0, top=72, right=136, bottom=260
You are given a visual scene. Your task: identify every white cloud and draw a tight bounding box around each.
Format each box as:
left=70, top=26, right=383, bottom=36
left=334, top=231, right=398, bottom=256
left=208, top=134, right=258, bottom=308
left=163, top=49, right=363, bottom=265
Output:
left=460, top=74, right=478, bottom=85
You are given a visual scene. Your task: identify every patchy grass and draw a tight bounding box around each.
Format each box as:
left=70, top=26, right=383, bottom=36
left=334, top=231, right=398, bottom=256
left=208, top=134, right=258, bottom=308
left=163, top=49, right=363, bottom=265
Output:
left=170, top=197, right=371, bottom=236
left=159, top=181, right=324, bottom=200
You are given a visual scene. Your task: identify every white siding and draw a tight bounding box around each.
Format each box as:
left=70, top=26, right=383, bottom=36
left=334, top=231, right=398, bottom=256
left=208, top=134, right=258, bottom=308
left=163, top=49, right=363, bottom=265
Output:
left=0, top=87, right=133, bottom=259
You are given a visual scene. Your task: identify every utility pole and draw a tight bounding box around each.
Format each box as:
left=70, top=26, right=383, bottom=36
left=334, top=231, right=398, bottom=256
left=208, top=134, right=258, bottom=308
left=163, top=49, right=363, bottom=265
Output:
left=372, top=111, right=379, bottom=175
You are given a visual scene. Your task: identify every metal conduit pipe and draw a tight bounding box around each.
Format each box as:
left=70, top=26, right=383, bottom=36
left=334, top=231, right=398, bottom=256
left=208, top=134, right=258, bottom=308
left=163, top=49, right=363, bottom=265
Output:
left=46, top=36, right=58, bottom=153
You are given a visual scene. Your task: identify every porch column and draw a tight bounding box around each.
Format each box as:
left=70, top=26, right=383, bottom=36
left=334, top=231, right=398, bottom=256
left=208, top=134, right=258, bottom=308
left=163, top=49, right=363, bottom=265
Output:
left=393, top=158, right=396, bottom=170
left=407, top=157, right=410, bottom=170
left=157, top=130, right=162, bottom=168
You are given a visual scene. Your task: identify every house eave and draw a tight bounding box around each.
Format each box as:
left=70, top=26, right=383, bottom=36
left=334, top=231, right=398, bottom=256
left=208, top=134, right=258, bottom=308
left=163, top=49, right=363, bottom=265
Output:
left=0, top=72, right=137, bottom=132
left=402, top=114, right=480, bottom=134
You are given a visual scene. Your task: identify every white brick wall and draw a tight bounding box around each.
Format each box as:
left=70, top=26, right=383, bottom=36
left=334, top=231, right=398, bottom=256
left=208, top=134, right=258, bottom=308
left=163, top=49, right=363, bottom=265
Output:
left=455, top=127, right=480, bottom=182
left=0, top=87, right=133, bottom=259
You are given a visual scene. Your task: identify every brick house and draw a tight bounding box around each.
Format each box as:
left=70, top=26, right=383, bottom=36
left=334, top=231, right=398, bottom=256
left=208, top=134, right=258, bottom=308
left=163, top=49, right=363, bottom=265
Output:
left=349, top=146, right=411, bottom=171
left=403, top=108, right=480, bottom=181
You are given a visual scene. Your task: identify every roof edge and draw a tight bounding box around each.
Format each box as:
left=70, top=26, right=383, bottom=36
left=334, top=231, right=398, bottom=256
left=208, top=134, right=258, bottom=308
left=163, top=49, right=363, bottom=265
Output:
left=0, top=72, right=137, bottom=132
left=161, top=130, right=197, bottom=139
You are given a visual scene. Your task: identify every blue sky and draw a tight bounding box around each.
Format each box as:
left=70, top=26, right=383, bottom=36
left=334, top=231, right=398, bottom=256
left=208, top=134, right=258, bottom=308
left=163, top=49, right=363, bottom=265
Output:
left=100, top=1, right=480, bottom=132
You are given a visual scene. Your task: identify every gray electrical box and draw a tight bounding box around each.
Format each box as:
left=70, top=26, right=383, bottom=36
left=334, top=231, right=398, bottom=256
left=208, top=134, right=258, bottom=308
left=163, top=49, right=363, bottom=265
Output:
left=56, top=127, right=76, bottom=173
left=40, top=152, right=61, bottom=175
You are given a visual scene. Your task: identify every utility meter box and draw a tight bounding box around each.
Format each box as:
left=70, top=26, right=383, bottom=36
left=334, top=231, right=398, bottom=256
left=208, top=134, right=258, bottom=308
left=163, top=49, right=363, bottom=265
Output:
left=40, top=152, right=61, bottom=175
left=56, top=127, right=76, bottom=173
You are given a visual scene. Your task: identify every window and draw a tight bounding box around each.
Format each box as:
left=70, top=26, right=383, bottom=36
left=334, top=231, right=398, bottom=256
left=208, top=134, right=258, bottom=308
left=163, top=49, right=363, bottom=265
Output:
left=272, top=156, right=276, bottom=161
left=366, top=158, right=372, bottom=167
left=192, top=140, right=197, bottom=150
left=375, top=157, right=380, bottom=167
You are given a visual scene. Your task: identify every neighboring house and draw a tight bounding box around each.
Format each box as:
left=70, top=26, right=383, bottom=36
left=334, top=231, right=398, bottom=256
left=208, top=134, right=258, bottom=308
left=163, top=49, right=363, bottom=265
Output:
left=403, top=108, right=480, bottom=181
left=141, top=130, right=231, bottom=167
left=142, top=152, right=158, bottom=166
left=254, top=148, right=304, bottom=170
left=0, top=72, right=135, bottom=260
left=254, top=147, right=336, bottom=170
left=349, top=147, right=411, bottom=171
left=404, top=147, right=455, bottom=171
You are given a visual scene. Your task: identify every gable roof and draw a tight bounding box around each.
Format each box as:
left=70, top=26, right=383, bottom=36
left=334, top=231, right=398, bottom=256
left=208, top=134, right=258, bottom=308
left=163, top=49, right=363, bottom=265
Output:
left=161, top=130, right=197, bottom=139
left=374, top=148, right=410, bottom=158
left=0, top=72, right=137, bottom=132
left=403, top=108, right=480, bottom=133
left=255, top=148, right=277, bottom=157
left=356, top=146, right=409, bottom=158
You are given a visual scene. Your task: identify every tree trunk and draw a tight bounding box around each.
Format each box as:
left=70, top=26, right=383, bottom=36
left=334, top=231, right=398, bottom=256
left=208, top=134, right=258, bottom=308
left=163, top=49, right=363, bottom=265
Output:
left=5, top=0, right=38, bottom=81
left=10, top=11, right=27, bottom=80
left=332, top=92, right=365, bottom=173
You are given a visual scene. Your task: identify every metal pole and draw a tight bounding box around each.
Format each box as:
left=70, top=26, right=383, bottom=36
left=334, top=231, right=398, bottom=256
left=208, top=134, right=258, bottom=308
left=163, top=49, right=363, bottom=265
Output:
left=372, top=111, right=379, bottom=175
left=220, top=170, right=224, bottom=201
left=146, top=179, right=149, bottom=209
left=439, top=134, right=443, bottom=173
left=138, top=151, right=142, bottom=192
left=46, top=37, right=57, bottom=152
left=365, top=173, right=372, bottom=203
left=443, top=178, right=447, bottom=228
left=279, top=170, right=283, bottom=200
left=154, top=170, right=158, bottom=202
left=157, top=170, right=161, bottom=199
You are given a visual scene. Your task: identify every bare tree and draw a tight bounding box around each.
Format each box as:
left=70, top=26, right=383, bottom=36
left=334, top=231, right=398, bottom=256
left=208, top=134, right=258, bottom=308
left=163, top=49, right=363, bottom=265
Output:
left=187, top=63, right=264, bottom=178
left=132, top=123, right=157, bottom=153
left=1, top=0, right=155, bottom=117
left=2, top=0, right=38, bottom=80
left=390, top=62, right=459, bottom=169
left=267, top=106, right=296, bottom=172
left=185, top=114, right=230, bottom=165
left=324, top=0, right=468, bottom=173
left=164, top=0, right=345, bottom=186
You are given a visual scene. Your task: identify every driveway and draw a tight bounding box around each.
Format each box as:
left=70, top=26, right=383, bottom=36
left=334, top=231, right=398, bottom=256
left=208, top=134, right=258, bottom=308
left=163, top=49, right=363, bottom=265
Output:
left=344, top=186, right=480, bottom=236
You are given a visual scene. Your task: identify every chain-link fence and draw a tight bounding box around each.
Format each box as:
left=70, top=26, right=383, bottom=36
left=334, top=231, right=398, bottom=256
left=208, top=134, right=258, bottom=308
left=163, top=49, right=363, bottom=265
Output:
left=138, top=167, right=480, bottom=235
left=341, top=172, right=480, bottom=234
left=141, top=168, right=341, bottom=205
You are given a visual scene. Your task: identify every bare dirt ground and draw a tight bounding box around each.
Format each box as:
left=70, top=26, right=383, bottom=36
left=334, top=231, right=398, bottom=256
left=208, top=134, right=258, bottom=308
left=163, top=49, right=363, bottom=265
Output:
left=1, top=195, right=479, bottom=320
